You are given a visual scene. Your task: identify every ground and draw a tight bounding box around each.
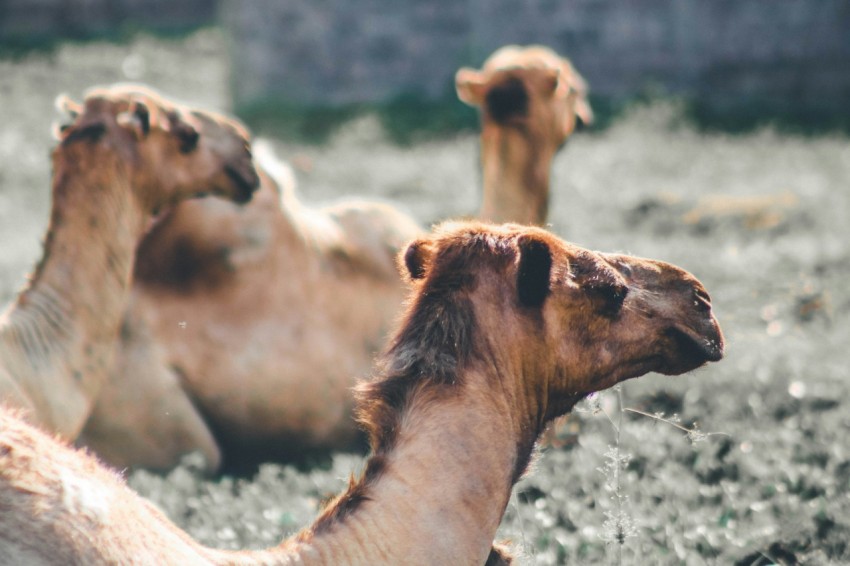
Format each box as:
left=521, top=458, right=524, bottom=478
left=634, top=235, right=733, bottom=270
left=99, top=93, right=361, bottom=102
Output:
left=1, top=29, right=848, bottom=565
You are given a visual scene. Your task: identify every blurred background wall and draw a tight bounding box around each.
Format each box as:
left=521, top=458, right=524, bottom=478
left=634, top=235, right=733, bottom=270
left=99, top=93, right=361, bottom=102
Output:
left=0, top=0, right=216, bottom=41
left=3, top=0, right=849, bottom=128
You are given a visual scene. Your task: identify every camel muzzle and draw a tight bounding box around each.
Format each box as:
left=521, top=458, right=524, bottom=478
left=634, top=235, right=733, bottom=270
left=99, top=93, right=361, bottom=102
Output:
left=224, top=162, right=260, bottom=204
left=662, top=322, right=725, bottom=375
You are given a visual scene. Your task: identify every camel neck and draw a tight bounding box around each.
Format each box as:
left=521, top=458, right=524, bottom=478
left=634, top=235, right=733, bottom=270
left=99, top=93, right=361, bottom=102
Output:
left=479, top=126, right=553, bottom=226
left=0, top=150, right=146, bottom=436
left=281, top=373, right=523, bottom=565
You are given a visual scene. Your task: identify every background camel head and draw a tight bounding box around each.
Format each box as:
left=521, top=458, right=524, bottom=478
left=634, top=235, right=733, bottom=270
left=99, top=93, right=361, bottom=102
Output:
left=399, top=222, right=724, bottom=418
left=54, top=84, right=259, bottom=211
left=455, top=45, right=593, bottom=149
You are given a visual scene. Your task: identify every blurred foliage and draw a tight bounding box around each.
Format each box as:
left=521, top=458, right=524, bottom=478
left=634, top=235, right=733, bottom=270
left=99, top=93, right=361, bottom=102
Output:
left=688, top=97, right=850, bottom=137
left=239, top=89, right=850, bottom=147
left=238, top=91, right=478, bottom=146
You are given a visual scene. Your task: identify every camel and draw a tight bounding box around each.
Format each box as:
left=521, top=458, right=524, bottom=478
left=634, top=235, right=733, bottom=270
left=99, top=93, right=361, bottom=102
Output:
left=456, top=45, right=594, bottom=225
left=80, top=49, right=595, bottom=474
left=79, top=143, right=423, bottom=472
left=0, top=84, right=259, bottom=441
left=0, top=221, right=724, bottom=565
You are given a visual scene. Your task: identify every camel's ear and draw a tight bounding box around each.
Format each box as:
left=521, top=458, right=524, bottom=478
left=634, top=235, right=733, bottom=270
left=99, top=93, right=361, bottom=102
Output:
left=568, top=70, right=594, bottom=126
left=574, top=96, right=594, bottom=126
left=116, top=100, right=151, bottom=140
left=51, top=122, right=70, bottom=140
left=401, top=238, right=436, bottom=281
left=455, top=68, right=489, bottom=107
left=54, top=94, right=81, bottom=118
left=131, top=100, right=151, bottom=136
left=53, top=94, right=82, bottom=140
left=516, top=234, right=552, bottom=307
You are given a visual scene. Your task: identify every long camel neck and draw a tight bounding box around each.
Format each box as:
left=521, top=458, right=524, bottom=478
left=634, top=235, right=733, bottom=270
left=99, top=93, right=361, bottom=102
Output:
left=0, top=150, right=146, bottom=436
left=479, top=126, right=554, bottom=226
left=312, top=394, right=516, bottom=564
left=218, top=360, right=549, bottom=566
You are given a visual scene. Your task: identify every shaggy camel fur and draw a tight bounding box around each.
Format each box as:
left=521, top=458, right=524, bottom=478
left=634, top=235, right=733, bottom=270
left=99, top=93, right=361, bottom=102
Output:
left=456, top=45, right=593, bottom=225
left=0, top=85, right=259, bottom=440
left=0, top=221, right=724, bottom=565
left=80, top=144, right=422, bottom=472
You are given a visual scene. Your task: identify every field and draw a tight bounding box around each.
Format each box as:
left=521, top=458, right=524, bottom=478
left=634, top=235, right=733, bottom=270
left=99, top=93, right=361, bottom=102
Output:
left=1, top=29, right=849, bottom=564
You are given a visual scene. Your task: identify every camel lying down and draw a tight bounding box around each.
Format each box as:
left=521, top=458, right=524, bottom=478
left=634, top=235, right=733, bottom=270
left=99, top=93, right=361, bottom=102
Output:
left=0, top=221, right=723, bottom=565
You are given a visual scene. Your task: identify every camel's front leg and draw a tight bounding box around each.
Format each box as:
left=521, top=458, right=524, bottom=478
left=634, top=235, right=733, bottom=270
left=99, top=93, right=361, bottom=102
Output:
left=78, top=306, right=221, bottom=473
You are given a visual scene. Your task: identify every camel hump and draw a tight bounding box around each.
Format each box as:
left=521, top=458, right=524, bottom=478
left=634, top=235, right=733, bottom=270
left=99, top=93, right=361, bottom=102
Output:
left=323, top=200, right=423, bottom=280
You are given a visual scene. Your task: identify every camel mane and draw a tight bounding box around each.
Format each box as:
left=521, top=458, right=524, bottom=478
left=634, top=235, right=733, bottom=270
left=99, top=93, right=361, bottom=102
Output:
left=303, top=228, right=518, bottom=538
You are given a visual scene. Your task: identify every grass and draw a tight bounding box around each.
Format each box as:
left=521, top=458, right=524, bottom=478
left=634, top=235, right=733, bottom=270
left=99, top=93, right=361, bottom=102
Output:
left=1, top=28, right=849, bottom=564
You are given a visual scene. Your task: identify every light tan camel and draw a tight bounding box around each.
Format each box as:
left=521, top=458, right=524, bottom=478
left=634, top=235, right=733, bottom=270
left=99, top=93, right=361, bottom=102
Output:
left=456, top=45, right=593, bottom=225
left=79, top=144, right=423, bottom=472
left=81, top=49, right=594, bottom=474
left=0, top=221, right=724, bottom=565
left=0, top=85, right=259, bottom=440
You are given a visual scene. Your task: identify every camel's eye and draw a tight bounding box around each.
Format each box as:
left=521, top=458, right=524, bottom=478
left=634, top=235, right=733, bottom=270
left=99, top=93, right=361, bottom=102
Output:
left=589, top=283, right=628, bottom=318
left=693, top=288, right=712, bottom=312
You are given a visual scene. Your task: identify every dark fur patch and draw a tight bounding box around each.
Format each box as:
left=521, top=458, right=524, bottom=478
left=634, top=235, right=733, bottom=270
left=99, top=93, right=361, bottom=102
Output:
left=357, top=291, right=477, bottom=453
left=486, top=542, right=515, bottom=565
left=570, top=250, right=629, bottom=317
left=486, top=77, right=529, bottom=125
left=307, top=455, right=388, bottom=537
left=402, top=239, right=431, bottom=280
left=60, top=122, right=106, bottom=146
left=516, top=235, right=552, bottom=307
left=166, top=110, right=199, bottom=154
left=133, top=102, right=150, bottom=136
left=134, top=233, right=233, bottom=293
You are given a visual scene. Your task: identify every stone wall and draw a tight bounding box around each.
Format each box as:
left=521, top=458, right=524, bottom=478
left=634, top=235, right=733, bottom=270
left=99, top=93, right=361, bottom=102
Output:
left=3, top=1, right=847, bottom=122
left=0, top=0, right=216, bottom=45
left=222, top=0, right=850, bottom=121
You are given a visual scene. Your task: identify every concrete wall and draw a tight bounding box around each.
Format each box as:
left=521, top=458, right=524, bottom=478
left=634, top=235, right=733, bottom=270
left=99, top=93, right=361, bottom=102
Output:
left=222, top=0, right=850, bottom=120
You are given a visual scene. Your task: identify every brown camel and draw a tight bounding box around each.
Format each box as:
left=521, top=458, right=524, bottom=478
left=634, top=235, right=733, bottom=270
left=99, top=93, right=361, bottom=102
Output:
left=81, top=49, right=594, bottom=474
left=0, top=85, right=259, bottom=440
left=0, top=221, right=724, bottom=565
left=456, top=45, right=594, bottom=225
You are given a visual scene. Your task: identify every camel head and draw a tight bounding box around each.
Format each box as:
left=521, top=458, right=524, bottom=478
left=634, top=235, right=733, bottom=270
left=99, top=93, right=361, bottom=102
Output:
left=397, top=222, right=724, bottom=421
left=456, top=45, right=593, bottom=149
left=53, top=84, right=259, bottom=211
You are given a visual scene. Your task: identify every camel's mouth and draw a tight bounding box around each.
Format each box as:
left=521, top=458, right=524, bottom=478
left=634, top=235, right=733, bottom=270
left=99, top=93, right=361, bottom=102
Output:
left=660, top=326, right=724, bottom=375
left=224, top=162, right=260, bottom=204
